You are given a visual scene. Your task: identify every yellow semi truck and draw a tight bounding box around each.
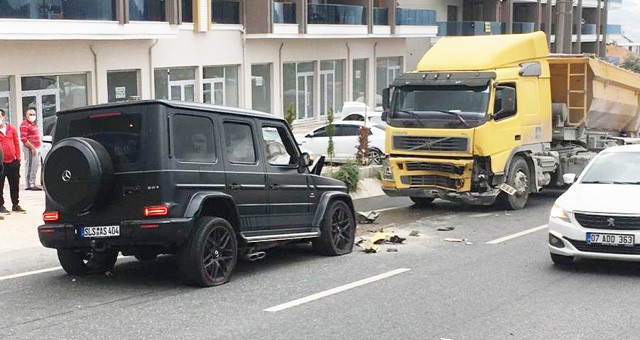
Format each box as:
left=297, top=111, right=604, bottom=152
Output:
left=380, top=31, right=640, bottom=209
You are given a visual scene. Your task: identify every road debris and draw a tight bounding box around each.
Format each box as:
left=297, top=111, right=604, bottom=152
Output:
left=444, top=238, right=466, bottom=243
left=409, top=230, right=420, bottom=237
left=389, top=235, right=406, bottom=244
left=356, top=210, right=380, bottom=224
left=437, top=226, right=455, bottom=231
left=387, top=248, right=398, bottom=252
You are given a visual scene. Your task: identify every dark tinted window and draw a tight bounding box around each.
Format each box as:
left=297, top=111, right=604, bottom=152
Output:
left=336, top=125, right=360, bottom=136
left=173, top=114, right=216, bottom=163
left=262, top=125, right=297, bottom=166
left=224, top=122, right=256, bottom=164
left=312, top=127, right=327, bottom=137
left=68, top=113, right=142, bottom=166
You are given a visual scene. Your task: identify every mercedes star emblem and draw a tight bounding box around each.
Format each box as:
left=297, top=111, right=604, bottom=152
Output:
left=62, top=170, right=72, bottom=182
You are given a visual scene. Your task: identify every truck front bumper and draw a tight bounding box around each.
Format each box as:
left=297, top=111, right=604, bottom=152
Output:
left=382, top=187, right=500, bottom=205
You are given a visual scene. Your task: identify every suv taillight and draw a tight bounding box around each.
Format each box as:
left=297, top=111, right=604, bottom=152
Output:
left=43, top=211, right=60, bottom=222
left=144, top=206, right=168, bottom=217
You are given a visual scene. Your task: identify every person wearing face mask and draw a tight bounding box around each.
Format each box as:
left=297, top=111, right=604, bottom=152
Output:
left=0, top=108, right=25, bottom=214
left=20, top=107, right=42, bottom=191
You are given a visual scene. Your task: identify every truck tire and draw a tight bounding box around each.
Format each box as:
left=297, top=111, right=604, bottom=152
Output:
left=410, top=197, right=435, bottom=206
left=57, top=249, right=118, bottom=275
left=180, top=217, right=238, bottom=287
left=43, top=137, right=114, bottom=213
left=498, top=156, right=530, bottom=210
left=313, top=200, right=356, bottom=256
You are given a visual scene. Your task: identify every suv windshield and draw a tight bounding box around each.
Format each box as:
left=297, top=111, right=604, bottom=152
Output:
left=581, top=151, right=640, bottom=184
left=389, top=85, right=490, bottom=129
left=68, top=113, right=142, bottom=169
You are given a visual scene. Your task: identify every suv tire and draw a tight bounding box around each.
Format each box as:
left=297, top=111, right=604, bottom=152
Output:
left=313, top=200, right=356, bottom=256
left=57, top=249, right=118, bottom=275
left=43, top=137, right=114, bottom=213
left=180, top=217, right=238, bottom=287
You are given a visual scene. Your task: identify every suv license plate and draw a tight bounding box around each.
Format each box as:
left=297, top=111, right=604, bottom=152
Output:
left=81, top=226, right=120, bottom=238
left=586, top=232, right=634, bottom=247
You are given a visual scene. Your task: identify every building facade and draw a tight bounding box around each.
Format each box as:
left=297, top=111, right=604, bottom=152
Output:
left=0, top=0, right=622, bottom=134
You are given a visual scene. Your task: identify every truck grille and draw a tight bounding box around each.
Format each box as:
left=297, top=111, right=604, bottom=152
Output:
left=567, top=239, right=640, bottom=255
left=404, top=175, right=460, bottom=189
left=574, top=213, right=640, bottom=230
left=393, top=136, right=468, bottom=152
left=405, top=162, right=464, bottom=175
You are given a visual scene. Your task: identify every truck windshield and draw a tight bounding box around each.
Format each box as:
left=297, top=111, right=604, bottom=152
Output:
left=389, top=85, right=490, bottom=129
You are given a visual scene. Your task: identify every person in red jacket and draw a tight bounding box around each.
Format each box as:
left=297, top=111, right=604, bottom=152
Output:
left=20, top=107, right=42, bottom=191
left=0, top=109, right=25, bottom=214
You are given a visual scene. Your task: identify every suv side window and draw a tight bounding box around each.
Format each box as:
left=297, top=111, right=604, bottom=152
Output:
left=173, top=114, right=216, bottom=163
left=224, top=122, right=257, bottom=164
left=261, top=125, right=298, bottom=166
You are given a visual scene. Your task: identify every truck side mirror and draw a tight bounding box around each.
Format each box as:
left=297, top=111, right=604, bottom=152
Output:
left=381, top=110, right=388, bottom=122
left=493, top=86, right=516, bottom=120
left=382, top=88, right=390, bottom=110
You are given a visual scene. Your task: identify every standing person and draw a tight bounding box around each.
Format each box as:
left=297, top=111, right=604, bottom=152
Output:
left=20, top=107, right=42, bottom=191
left=0, top=109, right=25, bottom=214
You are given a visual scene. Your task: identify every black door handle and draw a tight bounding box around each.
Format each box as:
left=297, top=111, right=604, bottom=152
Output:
left=270, top=184, right=279, bottom=191
left=230, top=183, right=242, bottom=190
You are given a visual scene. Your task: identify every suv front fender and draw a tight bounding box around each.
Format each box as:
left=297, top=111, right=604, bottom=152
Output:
left=312, top=191, right=355, bottom=228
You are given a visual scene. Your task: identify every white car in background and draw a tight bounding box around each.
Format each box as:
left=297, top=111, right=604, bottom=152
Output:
left=548, top=144, right=640, bottom=265
left=341, top=111, right=385, bottom=128
left=295, top=121, right=386, bottom=165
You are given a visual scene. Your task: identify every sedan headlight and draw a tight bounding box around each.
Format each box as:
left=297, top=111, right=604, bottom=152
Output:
left=550, top=204, right=570, bottom=222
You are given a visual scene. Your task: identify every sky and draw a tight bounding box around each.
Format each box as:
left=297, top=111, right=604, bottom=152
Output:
left=609, top=0, right=640, bottom=41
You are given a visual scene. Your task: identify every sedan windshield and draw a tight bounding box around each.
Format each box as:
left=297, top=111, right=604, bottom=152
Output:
left=581, top=151, right=640, bottom=184
left=390, top=85, right=490, bottom=129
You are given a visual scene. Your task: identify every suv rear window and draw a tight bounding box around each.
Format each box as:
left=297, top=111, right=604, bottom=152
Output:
left=68, top=113, right=142, bottom=167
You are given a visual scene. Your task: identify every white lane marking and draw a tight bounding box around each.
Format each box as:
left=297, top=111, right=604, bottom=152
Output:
left=486, top=224, right=548, bottom=245
left=0, top=266, right=62, bottom=282
left=264, top=268, right=411, bottom=312
left=0, top=255, right=127, bottom=282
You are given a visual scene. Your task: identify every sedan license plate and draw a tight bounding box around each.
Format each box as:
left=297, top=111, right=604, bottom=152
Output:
left=81, top=226, right=120, bottom=238
left=586, top=232, right=634, bottom=247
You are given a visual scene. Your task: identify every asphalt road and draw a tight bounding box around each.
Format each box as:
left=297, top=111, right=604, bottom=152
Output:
left=3, top=190, right=640, bottom=339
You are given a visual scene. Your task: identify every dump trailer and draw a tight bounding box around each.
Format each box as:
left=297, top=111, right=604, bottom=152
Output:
left=380, top=31, right=640, bottom=209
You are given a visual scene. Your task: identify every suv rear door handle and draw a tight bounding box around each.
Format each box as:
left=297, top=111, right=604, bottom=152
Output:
left=270, top=184, right=280, bottom=191
left=229, top=183, right=242, bottom=190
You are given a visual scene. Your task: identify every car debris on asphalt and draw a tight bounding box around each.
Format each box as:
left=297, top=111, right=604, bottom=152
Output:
left=437, top=226, right=455, bottom=231
left=356, top=210, right=380, bottom=224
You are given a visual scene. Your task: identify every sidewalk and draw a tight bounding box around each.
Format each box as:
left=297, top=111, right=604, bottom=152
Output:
left=0, top=181, right=46, bottom=252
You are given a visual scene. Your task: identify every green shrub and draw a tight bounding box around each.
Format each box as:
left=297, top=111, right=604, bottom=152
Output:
left=330, top=163, right=360, bottom=192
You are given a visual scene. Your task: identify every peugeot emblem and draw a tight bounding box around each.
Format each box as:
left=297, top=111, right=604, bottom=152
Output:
left=61, top=170, right=72, bottom=182
left=607, top=218, right=616, bottom=227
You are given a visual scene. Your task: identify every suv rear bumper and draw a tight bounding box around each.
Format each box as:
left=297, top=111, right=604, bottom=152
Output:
left=38, top=218, right=194, bottom=249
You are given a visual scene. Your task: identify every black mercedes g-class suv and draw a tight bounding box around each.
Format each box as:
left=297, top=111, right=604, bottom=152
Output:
left=38, top=100, right=355, bottom=287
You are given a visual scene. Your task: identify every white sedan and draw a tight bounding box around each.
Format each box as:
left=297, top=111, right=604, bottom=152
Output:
left=295, top=121, right=386, bottom=164
left=548, top=144, right=640, bottom=265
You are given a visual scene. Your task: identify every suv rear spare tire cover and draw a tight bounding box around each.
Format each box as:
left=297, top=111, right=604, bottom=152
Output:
left=44, top=137, right=114, bottom=213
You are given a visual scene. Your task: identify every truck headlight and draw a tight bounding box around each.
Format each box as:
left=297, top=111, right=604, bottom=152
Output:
left=550, top=204, right=570, bottom=222
left=383, top=166, right=394, bottom=181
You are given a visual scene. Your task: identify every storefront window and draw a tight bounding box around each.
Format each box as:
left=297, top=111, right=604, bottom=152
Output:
left=154, top=67, right=196, bottom=102
left=108, top=70, right=139, bottom=103
left=251, top=64, right=271, bottom=114
left=203, top=65, right=239, bottom=107
left=320, top=60, right=345, bottom=115
left=283, top=62, right=315, bottom=120
left=376, top=56, right=403, bottom=106
left=352, top=59, right=368, bottom=102
left=0, top=77, right=10, bottom=124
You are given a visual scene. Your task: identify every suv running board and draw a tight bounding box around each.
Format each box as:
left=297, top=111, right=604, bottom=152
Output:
left=242, top=230, right=320, bottom=243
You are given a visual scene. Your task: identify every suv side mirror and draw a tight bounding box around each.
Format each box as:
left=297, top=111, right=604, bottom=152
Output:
left=382, top=88, right=390, bottom=110
left=493, top=86, right=516, bottom=120
left=298, top=152, right=312, bottom=173
left=562, top=173, right=576, bottom=185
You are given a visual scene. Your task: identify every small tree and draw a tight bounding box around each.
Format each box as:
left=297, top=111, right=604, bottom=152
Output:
left=326, top=107, right=335, bottom=165
left=620, top=54, right=640, bottom=73
left=355, top=125, right=370, bottom=165
left=285, top=103, right=296, bottom=129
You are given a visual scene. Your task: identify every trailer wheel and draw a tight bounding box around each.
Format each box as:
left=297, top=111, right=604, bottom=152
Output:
left=498, top=156, right=530, bottom=210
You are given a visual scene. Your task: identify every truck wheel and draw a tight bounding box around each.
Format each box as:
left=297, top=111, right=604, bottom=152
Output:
left=313, top=200, right=356, bottom=256
left=57, top=249, right=118, bottom=275
left=410, top=197, right=435, bottom=206
left=180, top=217, right=238, bottom=287
left=499, top=156, right=530, bottom=210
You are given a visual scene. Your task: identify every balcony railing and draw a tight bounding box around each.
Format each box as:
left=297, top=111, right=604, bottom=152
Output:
left=129, top=0, right=165, bottom=21
left=580, top=24, right=597, bottom=34
left=607, top=24, right=622, bottom=35
left=373, top=7, right=388, bottom=25
left=273, top=2, right=296, bottom=24
left=512, top=22, right=535, bottom=33
left=437, top=21, right=502, bottom=36
left=308, top=4, right=366, bottom=25
left=396, top=8, right=436, bottom=26
left=0, top=0, right=116, bottom=20
left=212, top=0, right=240, bottom=24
